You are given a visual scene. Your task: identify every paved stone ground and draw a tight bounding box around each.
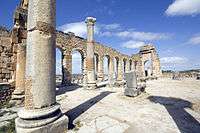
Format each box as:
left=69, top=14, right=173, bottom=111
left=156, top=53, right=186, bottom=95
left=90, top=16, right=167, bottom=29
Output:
left=57, top=79, right=200, bottom=133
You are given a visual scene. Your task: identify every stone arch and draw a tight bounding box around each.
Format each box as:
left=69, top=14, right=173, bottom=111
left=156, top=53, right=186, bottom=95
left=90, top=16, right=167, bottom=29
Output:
left=144, top=59, right=152, bottom=77
left=71, top=48, right=86, bottom=84
left=139, top=45, right=161, bottom=78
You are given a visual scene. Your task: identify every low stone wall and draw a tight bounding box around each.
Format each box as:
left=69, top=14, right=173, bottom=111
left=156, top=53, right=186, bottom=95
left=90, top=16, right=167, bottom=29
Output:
left=0, top=83, right=14, bottom=106
left=162, top=71, right=199, bottom=79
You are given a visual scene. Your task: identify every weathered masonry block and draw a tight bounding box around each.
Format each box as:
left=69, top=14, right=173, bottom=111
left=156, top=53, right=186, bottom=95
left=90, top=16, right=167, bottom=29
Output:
left=0, top=27, right=16, bottom=83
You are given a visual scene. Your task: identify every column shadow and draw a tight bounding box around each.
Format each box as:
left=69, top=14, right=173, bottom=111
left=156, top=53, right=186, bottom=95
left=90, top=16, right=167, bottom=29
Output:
left=64, top=91, right=113, bottom=129
left=56, top=84, right=82, bottom=96
left=148, top=96, right=200, bottom=133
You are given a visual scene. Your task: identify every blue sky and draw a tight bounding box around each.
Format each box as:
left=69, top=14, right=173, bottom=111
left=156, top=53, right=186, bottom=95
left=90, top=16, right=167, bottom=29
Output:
left=1, top=0, right=200, bottom=74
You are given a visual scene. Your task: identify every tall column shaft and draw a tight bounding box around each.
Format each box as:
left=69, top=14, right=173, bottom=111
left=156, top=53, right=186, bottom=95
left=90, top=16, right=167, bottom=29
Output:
left=62, top=52, right=72, bottom=85
left=117, top=59, right=123, bottom=81
left=15, top=0, right=68, bottom=132
left=11, top=43, right=26, bottom=104
left=125, top=60, right=129, bottom=73
left=82, top=55, right=87, bottom=87
left=85, top=17, right=97, bottom=89
left=24, top=1, right=56, bottom=109
left=97, top=56, right=104, bottom=81
left=108, top=57, right=115, bottom=86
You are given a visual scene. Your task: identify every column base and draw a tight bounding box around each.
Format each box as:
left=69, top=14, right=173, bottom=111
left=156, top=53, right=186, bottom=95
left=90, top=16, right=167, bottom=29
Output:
left=10, top=90, right=25, bottom=105
left=15, top=115, right=68, bottom=133
left=86, top=83, right=97, bottom=90
left=97, top=76, right=104, bottom=82
left=15, top=103, right=68, bottom=133
left=124, top=87, right=140, bottom=97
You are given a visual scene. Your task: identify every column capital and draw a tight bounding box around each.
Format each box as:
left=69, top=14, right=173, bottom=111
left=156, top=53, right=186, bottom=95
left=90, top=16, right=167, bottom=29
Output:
left=85, top=17, right=96, bottom=26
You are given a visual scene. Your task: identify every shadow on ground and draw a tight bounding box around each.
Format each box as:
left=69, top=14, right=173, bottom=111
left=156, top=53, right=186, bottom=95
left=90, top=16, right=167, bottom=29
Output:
left=148, top=96, right=200, bottom=133
left=65, top=91, right=113, bottom=129
left=56, top=84, right=82, bottom=95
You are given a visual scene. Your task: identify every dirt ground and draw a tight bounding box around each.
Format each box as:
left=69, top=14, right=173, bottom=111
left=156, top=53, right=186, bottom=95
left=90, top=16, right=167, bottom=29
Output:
left=57, top=79, right=200, bottom=133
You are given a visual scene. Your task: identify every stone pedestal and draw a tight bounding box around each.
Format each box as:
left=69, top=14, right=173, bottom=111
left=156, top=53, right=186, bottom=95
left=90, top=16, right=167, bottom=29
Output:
left=124, top=71, right=140, bottom=97
left=16, top=115, right=68, bottom=133
left=15, top=0, right=68, bottom=132
left=85, top=17, right=97, bottom=89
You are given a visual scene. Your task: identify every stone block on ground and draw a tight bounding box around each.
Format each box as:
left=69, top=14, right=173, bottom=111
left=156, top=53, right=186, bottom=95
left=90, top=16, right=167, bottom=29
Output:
left=124, top=71, right=145, bottom=97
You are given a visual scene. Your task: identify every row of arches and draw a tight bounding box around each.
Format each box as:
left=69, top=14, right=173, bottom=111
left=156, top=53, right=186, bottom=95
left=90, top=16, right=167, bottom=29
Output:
left=56, top=48, right=137, bottom=85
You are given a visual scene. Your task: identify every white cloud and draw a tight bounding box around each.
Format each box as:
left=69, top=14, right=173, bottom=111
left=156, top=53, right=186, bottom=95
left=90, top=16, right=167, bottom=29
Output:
left=58, top=21, right=120, bottom=37
left=160, top=57, right=188, bottom=64
left=58, top=21, right=86, bottom=37
left=116, top=31, right=170, bottom=41
left=101, top=23, right=121, bottom=30
left=166, top=0, right=200, bottom=16
left=188, top=34, right=200, bottom=45
left=122, top=40, right=147, bottom=49
left=58, top=22, right=171, bottom=42
left=100, top=31, right=113, bottom=37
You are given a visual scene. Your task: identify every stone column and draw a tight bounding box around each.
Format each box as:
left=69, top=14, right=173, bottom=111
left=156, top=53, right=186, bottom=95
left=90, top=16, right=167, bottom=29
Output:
left=97, top=56, right=104, bottom=82
left=15, top=0, right=68, bottom=132
left=85, top=17, right=97, bottom=89
left=108, top=57, right=115, bottom=87
left=117, top=59, right=123, bottom=81
left=11, top=43, right=26, bottom=105
left=125, top=60, right=129, bottom=73
left=82, top=55, right=87, bottom=87
left=62, top=52, right=72, bottom=86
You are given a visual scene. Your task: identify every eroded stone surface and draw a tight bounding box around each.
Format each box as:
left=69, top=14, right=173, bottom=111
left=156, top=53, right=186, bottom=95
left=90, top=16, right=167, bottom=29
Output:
left=57, top=79, right=200, bottom=133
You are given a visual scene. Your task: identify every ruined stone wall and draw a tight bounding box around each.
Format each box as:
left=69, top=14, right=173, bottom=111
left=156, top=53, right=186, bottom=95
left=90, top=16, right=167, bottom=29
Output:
left=56, top=31, right=133, bottom=83
left=133, top=45, right=162, bottom=79
left=0, top=28, right=161, bottom=86
left=0, top=27, right=16, bottom=83
left=0, top=83, right=15, bottom=105
left=162, top=70, right=199, bottom=79
left=0, top=28, right=16, bottom=105
left=56, top=31, right=130, bottom=61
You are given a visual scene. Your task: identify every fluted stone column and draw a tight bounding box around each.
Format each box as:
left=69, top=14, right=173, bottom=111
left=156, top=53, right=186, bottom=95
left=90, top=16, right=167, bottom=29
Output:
left=85, top=17, right=97, bottom=89
left=15, top=0, right=68, bottom=132
left=62, top=52, right=72, bottom=86
left=11, top=43, right=26, bottom=105
left=97, top=56, right=104, bottom=82
left=117, top=59, right=123, bottom=81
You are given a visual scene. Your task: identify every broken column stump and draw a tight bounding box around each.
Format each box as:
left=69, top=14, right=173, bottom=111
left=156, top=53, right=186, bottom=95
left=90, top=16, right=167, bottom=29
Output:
left=124, top=71, right=144, bottom=97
